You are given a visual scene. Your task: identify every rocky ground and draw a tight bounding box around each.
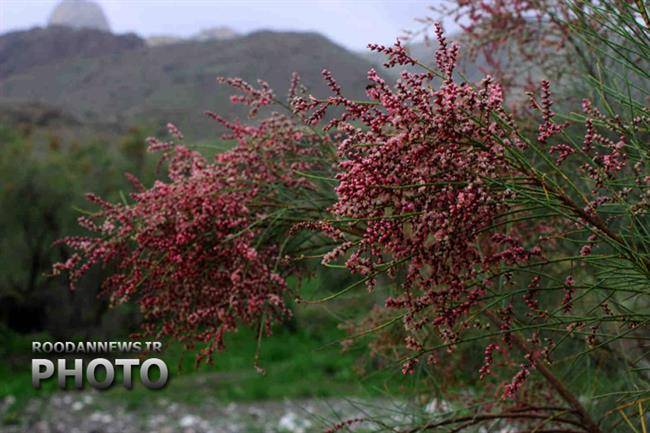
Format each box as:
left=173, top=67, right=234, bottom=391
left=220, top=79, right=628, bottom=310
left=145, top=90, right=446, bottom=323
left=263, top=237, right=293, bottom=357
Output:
left=0, top=392, right=425, bottom=433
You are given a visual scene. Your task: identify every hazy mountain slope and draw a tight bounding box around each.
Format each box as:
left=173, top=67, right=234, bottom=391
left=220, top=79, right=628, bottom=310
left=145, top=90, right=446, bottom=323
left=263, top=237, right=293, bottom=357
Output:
left=0, top=26, right=143, bottom=79
left=0, top=30, right=373, bottom=140
left=0, top=101, right=123, bottom=147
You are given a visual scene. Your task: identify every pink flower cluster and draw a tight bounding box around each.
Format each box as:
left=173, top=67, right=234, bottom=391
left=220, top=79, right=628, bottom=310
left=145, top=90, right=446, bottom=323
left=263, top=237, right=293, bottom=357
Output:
left=53, top=81, right=322, bottom=360
left=295, top=26, right=539, bottom=371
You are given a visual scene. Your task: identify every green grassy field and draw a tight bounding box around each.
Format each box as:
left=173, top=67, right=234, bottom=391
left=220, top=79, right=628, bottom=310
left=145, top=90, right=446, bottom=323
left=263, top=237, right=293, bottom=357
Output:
left=0, top=278, right=412, bottom=423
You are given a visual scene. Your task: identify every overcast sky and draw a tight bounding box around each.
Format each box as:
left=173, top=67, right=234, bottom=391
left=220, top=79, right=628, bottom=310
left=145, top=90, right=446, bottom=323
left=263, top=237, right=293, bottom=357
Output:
left=0, top=0, right=455, bottom=50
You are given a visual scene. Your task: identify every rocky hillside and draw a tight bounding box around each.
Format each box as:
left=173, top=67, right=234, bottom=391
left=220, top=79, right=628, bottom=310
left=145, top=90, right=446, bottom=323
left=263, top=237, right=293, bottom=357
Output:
left=0, top=26, right=143, bottom=79
left=0, top=29, right=372, bottom=140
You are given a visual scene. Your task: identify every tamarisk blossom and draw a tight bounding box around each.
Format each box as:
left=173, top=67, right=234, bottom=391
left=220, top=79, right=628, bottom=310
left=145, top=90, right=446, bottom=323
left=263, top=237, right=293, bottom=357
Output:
left=295, top=24, right=539, bottom=378
left=297, top=15, right=648, bottom=399
left=53, top=81, right=322, bottom=361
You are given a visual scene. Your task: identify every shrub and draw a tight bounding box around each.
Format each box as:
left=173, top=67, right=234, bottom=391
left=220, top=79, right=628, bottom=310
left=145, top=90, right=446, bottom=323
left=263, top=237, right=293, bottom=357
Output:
left=55, top=1, right=649, bottom=431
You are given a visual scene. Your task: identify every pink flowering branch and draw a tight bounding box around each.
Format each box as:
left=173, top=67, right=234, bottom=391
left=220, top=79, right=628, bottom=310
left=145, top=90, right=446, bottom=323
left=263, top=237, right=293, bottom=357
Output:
left=52, top=86, right=337, bottom=363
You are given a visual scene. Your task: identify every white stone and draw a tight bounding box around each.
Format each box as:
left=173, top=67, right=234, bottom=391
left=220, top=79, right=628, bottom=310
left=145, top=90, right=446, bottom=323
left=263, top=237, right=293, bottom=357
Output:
left=278, top=411, right=312, bottom=433
left=179, top=415, right=200, bottom=428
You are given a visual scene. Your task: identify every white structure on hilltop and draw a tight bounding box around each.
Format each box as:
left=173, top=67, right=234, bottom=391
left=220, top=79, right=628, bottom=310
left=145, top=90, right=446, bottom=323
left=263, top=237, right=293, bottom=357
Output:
left=48, top=0, right=110, bottom=32
left=194, top=26, right=239, bottom=41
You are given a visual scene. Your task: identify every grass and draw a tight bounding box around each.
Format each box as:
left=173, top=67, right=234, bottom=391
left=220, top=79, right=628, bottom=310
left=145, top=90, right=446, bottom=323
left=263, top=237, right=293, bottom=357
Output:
left=0, top=277, right=411, bottom=422
left=101, top=323, right=404, bottom=408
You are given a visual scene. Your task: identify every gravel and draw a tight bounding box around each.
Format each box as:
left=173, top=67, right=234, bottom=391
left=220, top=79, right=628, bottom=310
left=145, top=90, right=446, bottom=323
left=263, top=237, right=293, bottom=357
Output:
left=0, top=392, right=409, bottom=433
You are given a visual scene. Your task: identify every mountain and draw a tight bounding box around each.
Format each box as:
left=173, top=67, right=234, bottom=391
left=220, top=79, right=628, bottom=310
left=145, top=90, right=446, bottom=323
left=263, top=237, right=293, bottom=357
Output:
left=194, top=26, right=239, bottom=41
left=145, top=35, right=184, bottom=47
left=0, top=29, right=372, bottom=140
left=0, top=26, right=143, bottom=79
left=146, top=26, right=240, bottom=47
left=0, top=101, right=119, bottom=147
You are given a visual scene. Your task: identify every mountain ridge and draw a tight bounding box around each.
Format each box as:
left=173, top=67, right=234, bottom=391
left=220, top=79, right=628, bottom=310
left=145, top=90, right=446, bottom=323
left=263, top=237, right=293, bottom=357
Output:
left=0, top=26, right=143, bottom=79
left=0, top=28, right=372, bottom=140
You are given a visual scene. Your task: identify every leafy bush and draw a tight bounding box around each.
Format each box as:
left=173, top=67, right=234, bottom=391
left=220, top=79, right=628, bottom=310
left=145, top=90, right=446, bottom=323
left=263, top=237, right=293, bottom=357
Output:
left=0, top=126, right=151, bottom=337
